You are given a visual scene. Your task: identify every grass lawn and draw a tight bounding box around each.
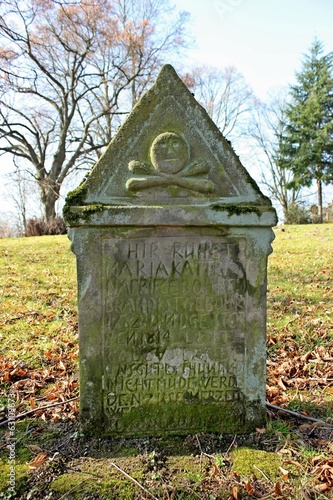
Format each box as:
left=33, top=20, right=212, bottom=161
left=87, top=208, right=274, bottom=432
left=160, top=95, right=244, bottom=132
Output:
left=0, top=225, right=333, bottom=499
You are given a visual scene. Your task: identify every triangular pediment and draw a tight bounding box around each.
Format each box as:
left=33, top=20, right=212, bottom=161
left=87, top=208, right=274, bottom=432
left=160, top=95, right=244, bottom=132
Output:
left=76, top=65, right=270, bottom=206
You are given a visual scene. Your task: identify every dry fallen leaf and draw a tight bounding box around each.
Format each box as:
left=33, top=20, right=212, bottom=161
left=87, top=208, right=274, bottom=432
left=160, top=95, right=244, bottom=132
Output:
left=28, top=452, right=48, bottom=469
left=231, top=485, right=238, bottom=499
left=245, top=481, right=255, bottom=496
left=211, top=462, right=219, bottom=477
left=314, top=483, right=330, bottom=492
left=274, top=481, right=282, bottom=496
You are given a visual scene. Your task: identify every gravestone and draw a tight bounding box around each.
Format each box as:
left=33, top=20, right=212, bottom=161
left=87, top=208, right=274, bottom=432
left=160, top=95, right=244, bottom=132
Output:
left=64, top=65, right=277, bottom=437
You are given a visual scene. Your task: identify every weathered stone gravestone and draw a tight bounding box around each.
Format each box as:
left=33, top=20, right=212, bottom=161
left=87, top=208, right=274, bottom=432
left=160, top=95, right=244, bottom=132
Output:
left=64, top=65, right=277, bottom=437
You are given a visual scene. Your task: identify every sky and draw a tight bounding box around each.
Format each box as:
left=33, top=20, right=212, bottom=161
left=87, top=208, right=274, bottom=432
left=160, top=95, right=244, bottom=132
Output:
left=169, top=0, right=333, bottom=214
left=1, top=0, right=333, bottom=225
left=172, top=0, right=333, bottom=100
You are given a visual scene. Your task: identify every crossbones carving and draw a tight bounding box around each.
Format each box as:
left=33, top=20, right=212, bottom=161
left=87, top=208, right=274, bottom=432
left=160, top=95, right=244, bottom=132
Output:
left=126, top=132, right=215, bottom=194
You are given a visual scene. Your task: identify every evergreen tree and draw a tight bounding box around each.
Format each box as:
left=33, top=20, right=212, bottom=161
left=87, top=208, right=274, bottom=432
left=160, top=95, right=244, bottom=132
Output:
left=281, top=39, right=333, bottom=222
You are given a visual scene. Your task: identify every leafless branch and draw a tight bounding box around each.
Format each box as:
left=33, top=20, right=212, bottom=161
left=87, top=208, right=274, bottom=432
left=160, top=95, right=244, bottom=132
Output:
left=0, top=396, right=79, bottom=427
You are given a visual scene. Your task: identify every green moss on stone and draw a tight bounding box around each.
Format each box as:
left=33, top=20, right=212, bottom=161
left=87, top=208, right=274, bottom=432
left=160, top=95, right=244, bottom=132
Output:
left=91, top=399, right=264, bottom=438
left=80, top=204, right=105, bottom=217
left=63, top=198, right=106, bottom=226
left=51, top=459, right=141, bottom=498
left=63, top=182, right=88, bottom=225
left=63, top=182, right=108, bottom=225
left=231, top=447, right=281, bottom=481
left=51, top=472, right=135, bottom=498
left=65, top=182, right=88, bottom=206
left=0, top=459, right=29, bottom=496
left=211, top=204, right=262, bottom=217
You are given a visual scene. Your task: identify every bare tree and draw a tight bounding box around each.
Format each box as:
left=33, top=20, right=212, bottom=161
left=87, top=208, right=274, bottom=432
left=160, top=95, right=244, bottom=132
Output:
left=0, top=0, right=189, bottom=221
left=8, top=166, right=29, bottom=235
left=184, top=65, right=256, bottom=145
left=2, top=158, right=42, bottom=235
left=248, top=91, right=302, bottom=218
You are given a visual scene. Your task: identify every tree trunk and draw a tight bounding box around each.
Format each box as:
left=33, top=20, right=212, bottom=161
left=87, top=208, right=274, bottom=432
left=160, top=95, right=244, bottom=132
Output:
left=317, top=178, right=323, bottom=223
left=282, top=200, right=289, bottom=222
left=21, top=206, right=27, bottom=236
left=39, top=179, right=60, bottom=222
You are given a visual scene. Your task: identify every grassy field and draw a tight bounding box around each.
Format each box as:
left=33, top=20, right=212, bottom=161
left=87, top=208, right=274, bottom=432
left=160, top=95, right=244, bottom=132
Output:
left=0, top=225, right=333, bottom=499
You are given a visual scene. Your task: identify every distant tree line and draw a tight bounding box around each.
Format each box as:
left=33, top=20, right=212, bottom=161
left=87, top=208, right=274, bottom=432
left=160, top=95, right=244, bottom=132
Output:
left=0, top=1, right=332, bottom=231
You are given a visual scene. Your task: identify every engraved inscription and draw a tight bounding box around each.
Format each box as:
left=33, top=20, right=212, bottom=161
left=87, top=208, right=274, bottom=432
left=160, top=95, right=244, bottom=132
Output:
left=102, top=236, right=248, bottom=431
